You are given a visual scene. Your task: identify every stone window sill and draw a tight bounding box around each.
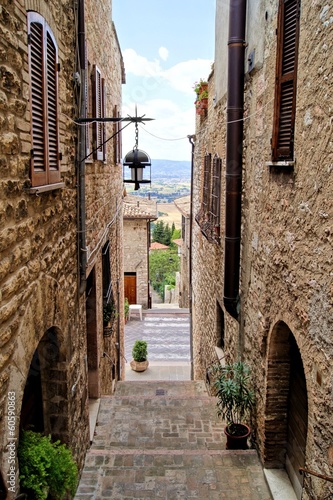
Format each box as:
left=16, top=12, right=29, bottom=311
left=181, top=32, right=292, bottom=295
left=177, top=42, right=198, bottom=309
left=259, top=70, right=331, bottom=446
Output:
left=25, top=182, right=65, bottom=195
left=266, top=160, right=295, bottom=169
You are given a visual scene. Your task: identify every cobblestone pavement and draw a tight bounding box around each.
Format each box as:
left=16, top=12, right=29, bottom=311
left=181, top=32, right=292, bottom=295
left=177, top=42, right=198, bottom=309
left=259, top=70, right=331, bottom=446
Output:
left=75, top=381, right=272, bottom=499
left=124, top=309, right=190, bottom=363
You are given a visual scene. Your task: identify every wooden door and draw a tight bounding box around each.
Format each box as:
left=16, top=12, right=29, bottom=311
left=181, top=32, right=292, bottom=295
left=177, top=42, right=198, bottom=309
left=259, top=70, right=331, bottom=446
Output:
left=124, top=274, right=137, bottom=304
left=286, top=336, right=308, bottom=499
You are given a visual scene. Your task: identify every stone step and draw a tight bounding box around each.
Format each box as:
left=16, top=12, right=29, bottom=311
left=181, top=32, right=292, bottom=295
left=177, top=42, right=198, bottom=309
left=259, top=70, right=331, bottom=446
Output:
left=114, top=380, right=208, bottom=397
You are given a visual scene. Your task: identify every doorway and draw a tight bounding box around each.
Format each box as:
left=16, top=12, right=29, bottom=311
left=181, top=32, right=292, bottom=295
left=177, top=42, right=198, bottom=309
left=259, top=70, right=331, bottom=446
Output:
left=124, top=273, right=137, bottom=304
left=264, top=321, right=308, bottom=500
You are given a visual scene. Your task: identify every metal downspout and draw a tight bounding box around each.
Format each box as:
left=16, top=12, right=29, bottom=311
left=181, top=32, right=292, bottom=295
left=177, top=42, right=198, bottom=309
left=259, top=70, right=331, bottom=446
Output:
left=188, top=134, right=195, bottom=380
left=78, top=0, right=87, bottom=294
left=223, top=0, right=247, bottom=320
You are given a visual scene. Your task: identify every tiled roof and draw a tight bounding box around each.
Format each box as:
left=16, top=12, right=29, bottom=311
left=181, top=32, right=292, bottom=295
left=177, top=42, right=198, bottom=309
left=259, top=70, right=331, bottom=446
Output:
left=123, top=194, right=158, bottom=220
left=149, top=242, right=169, bottom=251
left=174, top=195, right=190, bottom=217
left=172, top=238, right=183, bottom=247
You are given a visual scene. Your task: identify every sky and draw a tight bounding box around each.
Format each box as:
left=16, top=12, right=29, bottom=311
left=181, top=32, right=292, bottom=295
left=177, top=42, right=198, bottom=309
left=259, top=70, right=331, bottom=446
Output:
left=112, top=0, right=216, bottom=161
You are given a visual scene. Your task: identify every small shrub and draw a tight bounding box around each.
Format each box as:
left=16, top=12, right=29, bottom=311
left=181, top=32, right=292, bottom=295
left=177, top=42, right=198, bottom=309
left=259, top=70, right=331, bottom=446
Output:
left=132, top=340, right=148, bottom=362
left=18, top=430, right=78, bottom=500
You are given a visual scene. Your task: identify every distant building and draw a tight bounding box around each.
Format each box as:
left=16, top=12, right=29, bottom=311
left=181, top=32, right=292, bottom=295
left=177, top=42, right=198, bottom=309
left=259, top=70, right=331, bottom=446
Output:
left=149, top=242, right=169, bottom=251
left=123, top=194, right=158, bottom=308
left=174, top=196, right=191, bottom=308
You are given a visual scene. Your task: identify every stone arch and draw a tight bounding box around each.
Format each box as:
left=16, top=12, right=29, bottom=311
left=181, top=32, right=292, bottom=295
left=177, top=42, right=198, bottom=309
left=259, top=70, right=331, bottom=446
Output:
left=264, top=320, right=308, bottom=498
left=1, top=274, right=72, bottom=480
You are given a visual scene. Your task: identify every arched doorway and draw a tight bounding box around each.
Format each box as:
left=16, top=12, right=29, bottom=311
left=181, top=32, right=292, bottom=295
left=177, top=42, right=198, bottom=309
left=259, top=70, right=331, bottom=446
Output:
left=264, top=321, right=308, bottom=499
left=20, top=327, right=68, bottom=441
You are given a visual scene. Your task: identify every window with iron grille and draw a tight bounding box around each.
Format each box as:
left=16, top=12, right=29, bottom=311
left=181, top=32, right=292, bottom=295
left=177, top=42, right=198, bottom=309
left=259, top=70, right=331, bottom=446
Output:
left=272, top=0, right=300, bottom=161
left=92, top=66, right=106, bottom=161
left=27, top=12, right=60, bottom=187
left=210, top=156, right=222, bottom=240
left=196, top=153, right=220, bottom=243
left=202, top=153, right=212, bottom=215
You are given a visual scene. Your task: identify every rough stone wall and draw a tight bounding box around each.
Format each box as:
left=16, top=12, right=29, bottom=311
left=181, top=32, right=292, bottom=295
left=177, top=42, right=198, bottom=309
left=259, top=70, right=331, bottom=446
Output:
left=180, top=216, right=190, bottom=308
left=0, top=0, right=90, bottom=490
left=241, top=1, right=333, bottom=498
left=123, top=218, right=149, bottom=308
left=192, top=72, right=239, bottom=381
left=193, top=0, right=333, bottom=498
left=84, top=0, right=125, bottom=390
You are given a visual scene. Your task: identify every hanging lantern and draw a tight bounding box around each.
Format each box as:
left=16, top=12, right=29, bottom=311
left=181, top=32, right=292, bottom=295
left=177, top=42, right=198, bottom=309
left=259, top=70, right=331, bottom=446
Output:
left=123, top=148, right=151, bottom=190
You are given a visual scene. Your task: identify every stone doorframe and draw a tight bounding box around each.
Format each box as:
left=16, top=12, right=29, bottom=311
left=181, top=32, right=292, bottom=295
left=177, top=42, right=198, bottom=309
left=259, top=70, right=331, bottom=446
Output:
left=263, top=320, right=308, bottom=473
left=1, top=275, right=72, bottom=481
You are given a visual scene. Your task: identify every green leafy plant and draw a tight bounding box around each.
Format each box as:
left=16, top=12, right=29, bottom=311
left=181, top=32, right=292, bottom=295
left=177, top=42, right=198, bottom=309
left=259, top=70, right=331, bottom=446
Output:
left=124, top=297, right=129, bottom=319
left=18, top=430, right=78, bottom=500
left=211, top=361, right=255, bottom=436
left=103, top=302, right=117, bottom=325
left=132, top=340, right=148, bottom=362
left=193, top=79, right=208, bottom=95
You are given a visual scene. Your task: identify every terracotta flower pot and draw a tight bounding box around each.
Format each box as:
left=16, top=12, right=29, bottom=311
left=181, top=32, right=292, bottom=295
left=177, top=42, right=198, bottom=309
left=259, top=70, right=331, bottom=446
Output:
left=130, top=359, right=149, bottom=372
left=224, top=424, right=250, bottom=450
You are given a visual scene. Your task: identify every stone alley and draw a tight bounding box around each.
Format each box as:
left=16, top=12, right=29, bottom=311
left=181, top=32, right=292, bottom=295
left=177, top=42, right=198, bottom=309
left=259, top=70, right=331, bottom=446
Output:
left=75, top=309, right=271, bottom=499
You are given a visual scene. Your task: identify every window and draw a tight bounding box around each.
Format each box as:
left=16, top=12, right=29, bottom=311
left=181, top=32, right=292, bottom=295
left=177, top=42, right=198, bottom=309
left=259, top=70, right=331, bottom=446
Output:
left=211, top=156, right=222, bottom=239
left=28, top=12, right=60, bottom=187
left=272, top=0, right=300, bottom=161
left=92, top=65, right=106, bottom=161
left=113, top=105, right=122, bottom=164
left=195, top=153, right=221, bottom=243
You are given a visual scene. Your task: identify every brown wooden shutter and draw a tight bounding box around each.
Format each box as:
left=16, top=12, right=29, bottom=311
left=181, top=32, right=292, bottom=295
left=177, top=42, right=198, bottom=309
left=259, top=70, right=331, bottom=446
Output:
left=85, top=44, right=91, bottom=158
left=46, top=30, right=60, bottom=183
left=28, top=12, right=60, bottom=186
left=93, top=65, right=103, bottom=160
left=28, top=15, right=46, bottom=185
left=272, top=0, right=300, bottom=161
left=202, top=153, right=211, bottom=214
left=211, top=156, right=222, bottom=232
left=102, top=78, right=106, bottom=162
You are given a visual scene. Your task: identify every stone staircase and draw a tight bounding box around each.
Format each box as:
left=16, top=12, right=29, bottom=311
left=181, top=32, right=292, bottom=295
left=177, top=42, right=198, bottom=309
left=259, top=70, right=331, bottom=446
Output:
left=75, top=381, right=271, bottom=499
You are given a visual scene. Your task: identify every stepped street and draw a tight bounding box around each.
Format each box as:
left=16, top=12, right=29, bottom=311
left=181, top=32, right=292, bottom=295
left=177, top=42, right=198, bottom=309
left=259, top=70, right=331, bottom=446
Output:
left=75, top=309, right=271, bottom=499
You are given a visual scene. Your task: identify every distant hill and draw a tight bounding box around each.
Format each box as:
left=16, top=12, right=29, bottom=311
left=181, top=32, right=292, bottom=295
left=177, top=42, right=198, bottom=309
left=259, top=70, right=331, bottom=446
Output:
left=125, top=159, right=191, bottom=202
left=150, top=159, right=191, bottom=181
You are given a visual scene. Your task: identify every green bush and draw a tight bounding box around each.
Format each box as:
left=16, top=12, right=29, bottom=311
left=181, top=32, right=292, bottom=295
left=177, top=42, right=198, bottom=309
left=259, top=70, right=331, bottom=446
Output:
left=18, top=430, right=78, bottom=500
left=132, top=340, right=148, bottom=362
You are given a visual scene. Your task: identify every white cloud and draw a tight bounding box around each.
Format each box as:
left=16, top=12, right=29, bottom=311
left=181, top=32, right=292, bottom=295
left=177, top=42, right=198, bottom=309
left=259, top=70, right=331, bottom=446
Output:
left=121, top=98, right=196, bottom=161
left=159, top=46, right=169, bottom=61
left=123, top=48, right=212, bottom=96
left=122, top=48, right=162, bottom=77
left=120, top=49, right=212, bottom=159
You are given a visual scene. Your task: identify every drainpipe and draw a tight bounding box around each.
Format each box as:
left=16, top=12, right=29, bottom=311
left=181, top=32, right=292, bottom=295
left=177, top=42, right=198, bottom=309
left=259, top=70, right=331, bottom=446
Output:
left=223, top=0, right=247, bottom=320
left=188, top=134, right=195, bottom=380
left=78, top=0, right=87, bottom=294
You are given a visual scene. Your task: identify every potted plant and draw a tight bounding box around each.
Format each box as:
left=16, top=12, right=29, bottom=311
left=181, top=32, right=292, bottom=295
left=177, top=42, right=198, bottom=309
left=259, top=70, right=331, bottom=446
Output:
left=103, top=301, right=117, bottom=336
left=130, top=340, right=149, bottom=372
left=212, top=360, right=255, bottom=449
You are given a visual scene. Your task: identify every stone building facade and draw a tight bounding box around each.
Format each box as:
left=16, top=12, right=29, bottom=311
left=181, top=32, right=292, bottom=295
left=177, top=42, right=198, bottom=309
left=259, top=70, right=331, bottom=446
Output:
left=174, top=195, right=191, bottom=308
left=192, top=1, right=333, bottom=499
left=0, top=0, right=124, bottom=496
left=123, top=194, right=157, bottom=308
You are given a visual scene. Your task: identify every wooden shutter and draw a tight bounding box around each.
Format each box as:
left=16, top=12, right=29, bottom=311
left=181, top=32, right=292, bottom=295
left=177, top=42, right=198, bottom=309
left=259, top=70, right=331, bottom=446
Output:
left=272, top=0, right=300, bottom=161
left=46, top=29, right=60, bottom=183
left=85, top=45, right=91, bottom=158
left=28, top=12, right=60, bottom=186
left=102, top=78, right=106, bottom=161
left=211, top=156, right=222, bottom=232
left=93, top=65, right=103, bottom=160
left=202, top=153, right=211, bottom=214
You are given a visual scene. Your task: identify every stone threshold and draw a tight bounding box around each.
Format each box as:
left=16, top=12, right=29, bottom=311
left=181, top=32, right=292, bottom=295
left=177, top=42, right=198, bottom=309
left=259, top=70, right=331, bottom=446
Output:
left=264, top=469, right=298, bottom=500
left=88, top=398, right=101, bottom=444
